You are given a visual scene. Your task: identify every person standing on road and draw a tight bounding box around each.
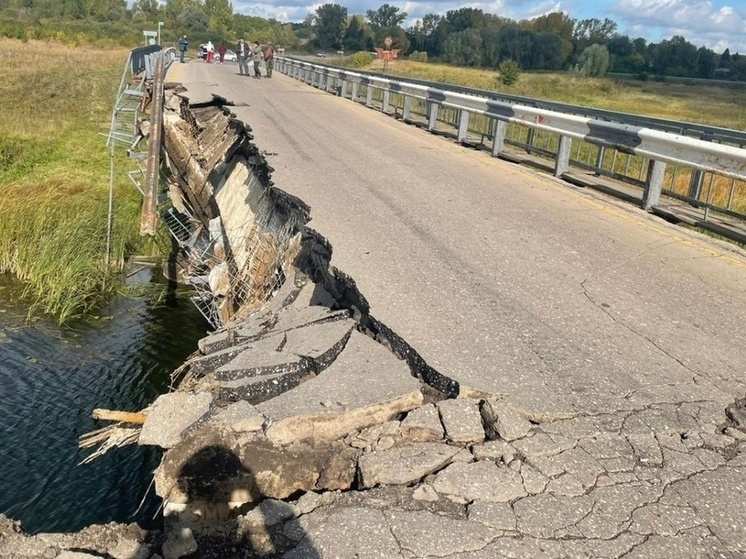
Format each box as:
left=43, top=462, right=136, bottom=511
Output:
left=236, top=38, right=249, bottom=75
left=178, top=35, right=188, bottom=63
left=252, top=42, right=263, bottom=79
left=262, top=43, right=275, bottom=78
left=206, top=40, right=214, bottom=63
left=218, top=43, right=227, bottom=64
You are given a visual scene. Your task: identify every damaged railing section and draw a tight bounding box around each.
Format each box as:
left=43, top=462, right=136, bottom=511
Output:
left=159, top=91, right=306, bottom=328
left=275, top=57, right=746, bottom=218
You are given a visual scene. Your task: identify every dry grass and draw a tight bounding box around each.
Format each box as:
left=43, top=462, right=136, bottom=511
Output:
left=353, top=58, right=746, bottom=131
left=0, top=38, right=147, bottom=321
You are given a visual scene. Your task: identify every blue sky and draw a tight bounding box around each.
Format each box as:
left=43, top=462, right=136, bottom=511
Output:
left=232, top=0, right=746, bottom=52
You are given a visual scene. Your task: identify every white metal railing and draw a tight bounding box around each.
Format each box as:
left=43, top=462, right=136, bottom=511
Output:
left=275, top=56, right=746, bottom=213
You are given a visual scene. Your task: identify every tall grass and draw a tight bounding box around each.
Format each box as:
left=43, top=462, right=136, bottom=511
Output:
left=0, top=39, right=146, bottom=322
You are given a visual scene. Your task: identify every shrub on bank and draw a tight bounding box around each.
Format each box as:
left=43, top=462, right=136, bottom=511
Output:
left=349, top=51, right=375, bottom=68
left=498, top=60, right=520, bottom=86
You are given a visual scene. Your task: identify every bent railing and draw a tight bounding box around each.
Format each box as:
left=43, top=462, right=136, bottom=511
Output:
left=275, top=56, right=746, bottom=220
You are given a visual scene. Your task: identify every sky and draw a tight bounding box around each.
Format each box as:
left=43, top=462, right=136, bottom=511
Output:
left=231, top=0, right=746, bottom=52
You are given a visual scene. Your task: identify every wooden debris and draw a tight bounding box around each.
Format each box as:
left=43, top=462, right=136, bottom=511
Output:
left=92, top=408, right=147, bottom=424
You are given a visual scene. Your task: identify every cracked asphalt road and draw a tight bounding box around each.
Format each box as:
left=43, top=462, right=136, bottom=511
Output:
left=171, top=62, right=746, bottom=419
left=153, top=62, right=746, bottom=558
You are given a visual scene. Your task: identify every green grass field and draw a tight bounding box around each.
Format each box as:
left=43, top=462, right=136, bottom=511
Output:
left=335, top=57, right=746, bottom=131
left=0, top=38, right=148, bottom=322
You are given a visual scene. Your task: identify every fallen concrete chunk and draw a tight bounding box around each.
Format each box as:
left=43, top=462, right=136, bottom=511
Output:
left=197, top=329, right=243, bottom=354
left=359, top=442, right=460, bottom=487
left=139, top=392, right=213, bottom=448
left=241, top=499, right=298, bottom=530
left=214, top=370, right=312, bottom=405
left=482, top=399, right=533, bottom=441
left=413, top=484, right=439, bottom=502
left=215, top=343, right=305, bottom=380
left=281, top=318, right=355, bottom=368
left=239, top=306, right=349, bottom=340
left=401, top=403, right=445, bottom=442
left=432, top=461, right=527, bottom=503
left=472, top=440, right=516, bottom=464
left=155, top=431, right=357, bottom=506
left=437, top=399, right=485, bottom=444
left=209, top=401, right=265, bottom=433
left=259, top=331, right=423, bottom=444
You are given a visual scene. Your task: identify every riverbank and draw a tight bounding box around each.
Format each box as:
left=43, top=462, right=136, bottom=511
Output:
left=0, top=38, right=154, bottom=322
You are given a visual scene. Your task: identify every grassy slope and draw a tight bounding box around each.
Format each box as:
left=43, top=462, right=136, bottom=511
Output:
left=0, top=39, right=144, bottom=322
left=352, top=58, right=746, bottom=131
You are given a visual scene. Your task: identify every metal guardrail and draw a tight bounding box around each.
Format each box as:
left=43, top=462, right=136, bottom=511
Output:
left=287, top=56, right=746, bottom=146
left=276, top=56, right=746, bottom=218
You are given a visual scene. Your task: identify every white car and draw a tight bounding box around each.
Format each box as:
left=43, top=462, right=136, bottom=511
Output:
left=223, top=49, right=237, bottom=62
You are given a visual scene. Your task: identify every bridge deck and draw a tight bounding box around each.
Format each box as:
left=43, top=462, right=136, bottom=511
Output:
left=170, top=61, right=746, bottom=419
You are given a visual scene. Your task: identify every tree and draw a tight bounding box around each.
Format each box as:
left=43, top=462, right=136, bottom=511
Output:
left=444, top=7, right=489, bottom=32
left=695, top=46, right=717, bottom=78
left=204, top=0, right=232, bottom=35
left=529, top=11, right=574, bottom=64
left=444, top=28, right=482, bottom=66
left=719, top=48, right=732, bottom=68
left=578, top=44, right=610, bottom=76
left=344, top=15, right=373, bottom=51
left=314, top=3, right=347, bottom=50
left=573, top=17, right=617, bottom=55
left=133, top=0, right=159, bottom=20
left=366, top=4, right=406, bottom=28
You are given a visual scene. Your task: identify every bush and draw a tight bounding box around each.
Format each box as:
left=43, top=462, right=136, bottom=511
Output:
left=349, top=51, right=374, bottom=67
left=578, top=44, right=610, bottom=77
left=409, top=50, right=428, bottom=63
left=498, top=59, right=520, bottom=86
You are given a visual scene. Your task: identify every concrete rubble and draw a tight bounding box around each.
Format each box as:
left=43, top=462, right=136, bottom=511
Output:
left=4, top=87, right=746, bottom=559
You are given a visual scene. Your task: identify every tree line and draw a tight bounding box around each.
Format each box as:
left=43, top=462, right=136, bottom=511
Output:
left=1, top=0, right=744, bottom=81
left=0, top=0, right=298, bottom=47
left=307, top=4, right=746, bottom=81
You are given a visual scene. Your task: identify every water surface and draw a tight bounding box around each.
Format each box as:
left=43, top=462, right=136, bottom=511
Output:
left=0, top=270, right=207, bottom=533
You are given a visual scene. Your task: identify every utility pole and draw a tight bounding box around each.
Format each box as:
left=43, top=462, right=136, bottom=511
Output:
left=157, top=21, right=164, bottom=46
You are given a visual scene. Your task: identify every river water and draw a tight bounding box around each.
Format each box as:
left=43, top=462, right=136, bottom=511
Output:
left=0, top=269, right=208, bottom=534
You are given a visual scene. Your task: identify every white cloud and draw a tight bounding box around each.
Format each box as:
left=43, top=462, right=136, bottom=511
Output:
left=613, top=0, right=746, bottom=51
left=234, top=0, right=566, bottom=25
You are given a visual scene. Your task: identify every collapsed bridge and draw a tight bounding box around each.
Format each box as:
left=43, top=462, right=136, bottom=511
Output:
left=4, top=47, right=746, bottom=559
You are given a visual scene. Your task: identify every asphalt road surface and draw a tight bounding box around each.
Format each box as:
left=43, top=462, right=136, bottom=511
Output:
left=170, top=61, right=746, bottom=420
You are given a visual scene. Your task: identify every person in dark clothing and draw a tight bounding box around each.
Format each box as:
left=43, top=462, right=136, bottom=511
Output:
left=218, top=43, right=227, bottom=64
left=178, top=35, right=188, bottom=63
left=262, top=43, right=275, bottom=78
left=236, top=39, right=250, bottom=75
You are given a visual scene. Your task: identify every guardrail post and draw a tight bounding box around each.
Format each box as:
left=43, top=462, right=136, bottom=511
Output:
left=554, top=135, right=572, bottom=177
left=382, top=90, right=391, bottom=113
left=526, top=128, right=535, bottom=153
left=457, top=110, right=470, bottom=143
left=339, top=79, right=347, bottom=97
left=642, top=159, right=667, bottom=210
left=366, top=86, right=373, bottom=107
left=594, top=145, right=606, bottom=174
left=492, top=120, right=507, bottom=156
left=403, top=96, right=413, bottom=121
left=351, top=81, right=359, bottom=101
left=427, top=103, right=439, bottom=130
left=688, top=169, right=703, bottom=203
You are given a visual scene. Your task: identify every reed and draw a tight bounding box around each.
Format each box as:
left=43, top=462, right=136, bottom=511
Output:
left=0, top=38, right=147, bottom=322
